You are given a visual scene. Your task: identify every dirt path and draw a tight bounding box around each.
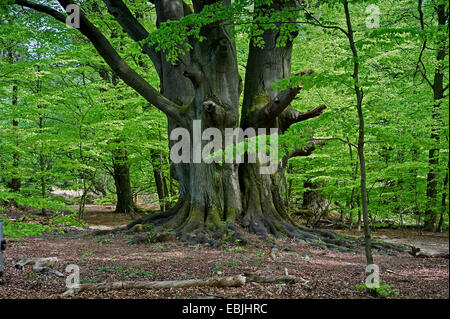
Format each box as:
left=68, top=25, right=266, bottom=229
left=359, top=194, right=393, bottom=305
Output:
left=336, top=228, right=449, bottom=256
left=74, top=205, right=132, bottom=229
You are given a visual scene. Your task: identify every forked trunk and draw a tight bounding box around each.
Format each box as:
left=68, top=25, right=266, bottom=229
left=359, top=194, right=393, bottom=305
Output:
left=131, top=1, right=346, bottom=247
left=40, top=0, right=359, bottom=248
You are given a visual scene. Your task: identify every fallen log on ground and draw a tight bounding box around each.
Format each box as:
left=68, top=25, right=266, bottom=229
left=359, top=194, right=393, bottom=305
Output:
left=61, top=273, right=309, bottom=297
left=15, top=257, right=64, bottom=277
left=15, top=257, right=58, bottom=270
left=62, top=275, right=246, bottom=296
left=408, top=246, right=449, bottom=259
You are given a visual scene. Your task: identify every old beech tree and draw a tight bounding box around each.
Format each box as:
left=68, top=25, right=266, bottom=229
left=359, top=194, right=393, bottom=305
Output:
left=15, top=0, right=351, bottom=246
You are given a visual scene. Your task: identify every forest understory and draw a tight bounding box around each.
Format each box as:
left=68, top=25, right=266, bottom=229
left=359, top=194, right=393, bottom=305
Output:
left=0, top=207, right=448, bottom=299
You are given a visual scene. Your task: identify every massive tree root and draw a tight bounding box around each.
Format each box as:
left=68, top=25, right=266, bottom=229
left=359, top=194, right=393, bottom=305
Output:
left=107, top=196, right=404, bottom=253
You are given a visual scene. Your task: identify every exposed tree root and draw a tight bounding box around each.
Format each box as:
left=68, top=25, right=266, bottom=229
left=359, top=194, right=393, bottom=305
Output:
left=88, top=199, right=406, bottom=253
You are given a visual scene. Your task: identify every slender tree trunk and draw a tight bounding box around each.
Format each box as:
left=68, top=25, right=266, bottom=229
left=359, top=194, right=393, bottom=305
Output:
left=437, top=165, right=448, bottom=232
left=96, top=68, right=136, bottom=216
left=347, top=138, right=357, bottom=230
left=284, top=164, right=293, bottom=214
left=39, top=145, right=47, bottom=216
left=8, top=83, right=21, bottom=194
left=5, top=49, right=21, bottom=196
left=37, top=64, right=47, bottom=216
left=344, top=1, right=373, bottom=265
left=151, top=152, right=169, bottom=212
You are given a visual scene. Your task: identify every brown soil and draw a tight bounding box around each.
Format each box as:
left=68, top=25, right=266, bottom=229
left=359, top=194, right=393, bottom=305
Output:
left=0, top=209, right=448, bottom=299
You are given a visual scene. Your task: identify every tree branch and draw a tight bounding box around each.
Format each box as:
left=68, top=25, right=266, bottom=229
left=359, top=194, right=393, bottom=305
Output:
left=300, top=6, right=349, bottom=37
left=413, top=0, right=433, bottom=88
left=281, top=104, right=326, bottom=131
left=313, top=137, right=358, bottom=149
left=101, top=0, right=162, bottom=77
left=281, top=138, right=324, bottom=168
left=15, top=0, right=66, bottom=23
left=15, top=0, right=183, bottom=125
left=286, top=139, right=324, bottom=159
left=261, top=69, right=314, bottom=122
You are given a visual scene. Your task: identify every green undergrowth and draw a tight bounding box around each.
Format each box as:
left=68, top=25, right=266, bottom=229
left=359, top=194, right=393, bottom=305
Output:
left=1, top=211, right=85, bottom=238
left=356, top=281, right=400, bottom=298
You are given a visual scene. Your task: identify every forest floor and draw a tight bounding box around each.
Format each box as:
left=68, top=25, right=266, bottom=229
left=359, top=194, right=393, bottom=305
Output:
left=0, top=207, right=448, bottom=299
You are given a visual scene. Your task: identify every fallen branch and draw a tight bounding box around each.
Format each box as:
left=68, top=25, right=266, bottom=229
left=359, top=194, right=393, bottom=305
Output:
left=15, top=257, right=58, bottom=270
left=15, top=257, right=64, bottom=277
left=408, top=246, right=449, bottom=259
left=60, top=272, right=312, bottom=297
left=62, top=275, right=246, bottom=297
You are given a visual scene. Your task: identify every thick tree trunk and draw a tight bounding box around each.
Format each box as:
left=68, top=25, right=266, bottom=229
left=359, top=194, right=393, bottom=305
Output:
left=238, top=1, right=314, bottom=238
left=112, top=148, right=135, bottom=216
left=130, top=0, right=350, bottom=248
left=140, top=0, right=242, bottom=241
